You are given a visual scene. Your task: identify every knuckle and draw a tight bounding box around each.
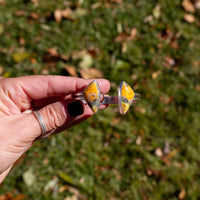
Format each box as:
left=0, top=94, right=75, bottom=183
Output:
left=44, top=103, right=66, bottom=130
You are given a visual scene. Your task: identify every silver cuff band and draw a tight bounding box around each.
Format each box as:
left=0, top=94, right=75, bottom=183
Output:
left=33, top=110, right=47, bottom=135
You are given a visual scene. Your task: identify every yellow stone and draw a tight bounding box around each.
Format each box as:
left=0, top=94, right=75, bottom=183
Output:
left=83, top=80, right=100, bottom=113
left=121, top=81, right=135, bottom=101
left=119, top=81, right=135, bottom=115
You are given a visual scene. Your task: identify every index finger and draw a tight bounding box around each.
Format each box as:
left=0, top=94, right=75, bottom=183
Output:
left=17, top=75, right=110, bottom=100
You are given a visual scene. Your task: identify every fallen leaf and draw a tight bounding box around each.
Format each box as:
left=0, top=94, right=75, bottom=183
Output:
left=195, top=0, right=200, bottom=9
left=79, top=54, right=93, bottom=68
left=64, top=65, right=78, bottom=77
left=91, top=2, right=102, bottom=9
left=115, top=60, right=130, bottom=69
left=47, top=47, right=59, bottom=57
left=3, top=72, right=11, bottom=78
left=23, top=168, right=36, bottom=187
left=19, top=37, right=25, bottom=46
left=182, top=0, right=195, bottom=13
left=146, top=167, right=164, bottom=180
left=136, top=136, right=142, bottom=145
left=152, top=70, right=161, bottom=79
left=155, top=147, right=163, bottom=157
left=184, top=13, right=195, bottom=23
left=54, top=9, right=63, bottom=23
left=114, top=32, right=128, bottom=42
left=12, top=52, right=30, bottom=63
left=115, top=28, right=137, bottom=45
left=58, top=171, right=73, bottom=185
left=59, top=185, right=69, bottom=193
left=43, top=48, right=69, bottom=64
left=30, top=12, right=39, bottom=19
left=178, top=188, right=186, bottom=199
left=153, top=5, right=161, bottom=19
left=130, top=28, right=137, bottom=39
left=170, top=41, right=179, bottom=50
left=70, top=8, right=87, bottom=19
left=79, top=68, right=103, bottom=79
left=162, top=149, right=179, bottom=165
left=44, top=177, right=58, bottom=192
left=87, top=46, right=99, bottom=58
left=42, top=68, right=50, bottom=75
left=143, top=15, right=153, bottom=23
left=71, top=49, right=87, bottom=60
left=122, top=42, right=127, bottom=53
left=68, top=186, right=80, bottom=197
left=164, top=56, right=175, bottom=68
left=62, top=8, right=72, bottom=19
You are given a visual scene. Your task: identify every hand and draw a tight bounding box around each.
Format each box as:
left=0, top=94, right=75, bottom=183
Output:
left=0, top=75, right=110, bottom=183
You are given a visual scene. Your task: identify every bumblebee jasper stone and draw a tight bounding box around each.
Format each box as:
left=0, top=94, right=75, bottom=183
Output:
left=83, top=80, right=101, bottom=113
left=118, top=81, right=135, bottom=115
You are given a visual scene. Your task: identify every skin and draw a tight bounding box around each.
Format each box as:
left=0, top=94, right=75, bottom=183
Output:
left=0, top=75, right=110, bottom=183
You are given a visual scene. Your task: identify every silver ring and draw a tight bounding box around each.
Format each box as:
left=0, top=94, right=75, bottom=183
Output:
left=33, top=110, right=47, bottom=135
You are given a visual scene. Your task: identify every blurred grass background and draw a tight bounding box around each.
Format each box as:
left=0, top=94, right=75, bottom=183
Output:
left=0, top=0, right=200, bottom=199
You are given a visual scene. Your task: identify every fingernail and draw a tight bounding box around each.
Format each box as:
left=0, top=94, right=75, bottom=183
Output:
left=67, top=101, right=84, bottom=117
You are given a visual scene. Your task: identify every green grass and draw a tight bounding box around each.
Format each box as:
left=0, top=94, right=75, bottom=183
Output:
left=1, top=0, right=200, bottom=199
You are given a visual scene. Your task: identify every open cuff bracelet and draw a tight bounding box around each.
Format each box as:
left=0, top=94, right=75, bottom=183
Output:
left=73, top=80, right=140, bottom=115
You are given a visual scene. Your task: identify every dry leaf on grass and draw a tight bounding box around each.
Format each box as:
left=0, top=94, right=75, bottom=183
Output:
left=152, top=70, right=161, bottom=79
left=164, top=56, right=176, bottom=68
left=115, top=32, right=128, bottom=42
left=182, top=0, right=195, bottom=13
left=153, top=5, right=161, bottom=19
left=42, top=48, right=69, bottom=64
left=130, top=28, right=137, bottom=39
left=195, top=0, right=200, bottom=9
left=12, top=52, right=31, bottom=63
left=54, top=9, right=63, bottom=22
left=62, top=8, right=72, bottom=19
left=22, top=169, right=36, bottom=187
left=155, top=147, right=163, bottom=157
left=184, top=14, right=195, bottom=23
left=30, top=12, right=39, bottom=19
left=115, top=28, right=137, bottom=43
left=47, top=47, right=59, bottom=57
left=79, top=68, right=103, bottom=79
left=64, top=65, right=78, bottom=77
left=79, top=54, right=93, bottom=69
left=54, top=7, right=87, bottom=22
left=71, top=49, right=87, bottom=60
left=178, top=188, right=186, bottom=200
